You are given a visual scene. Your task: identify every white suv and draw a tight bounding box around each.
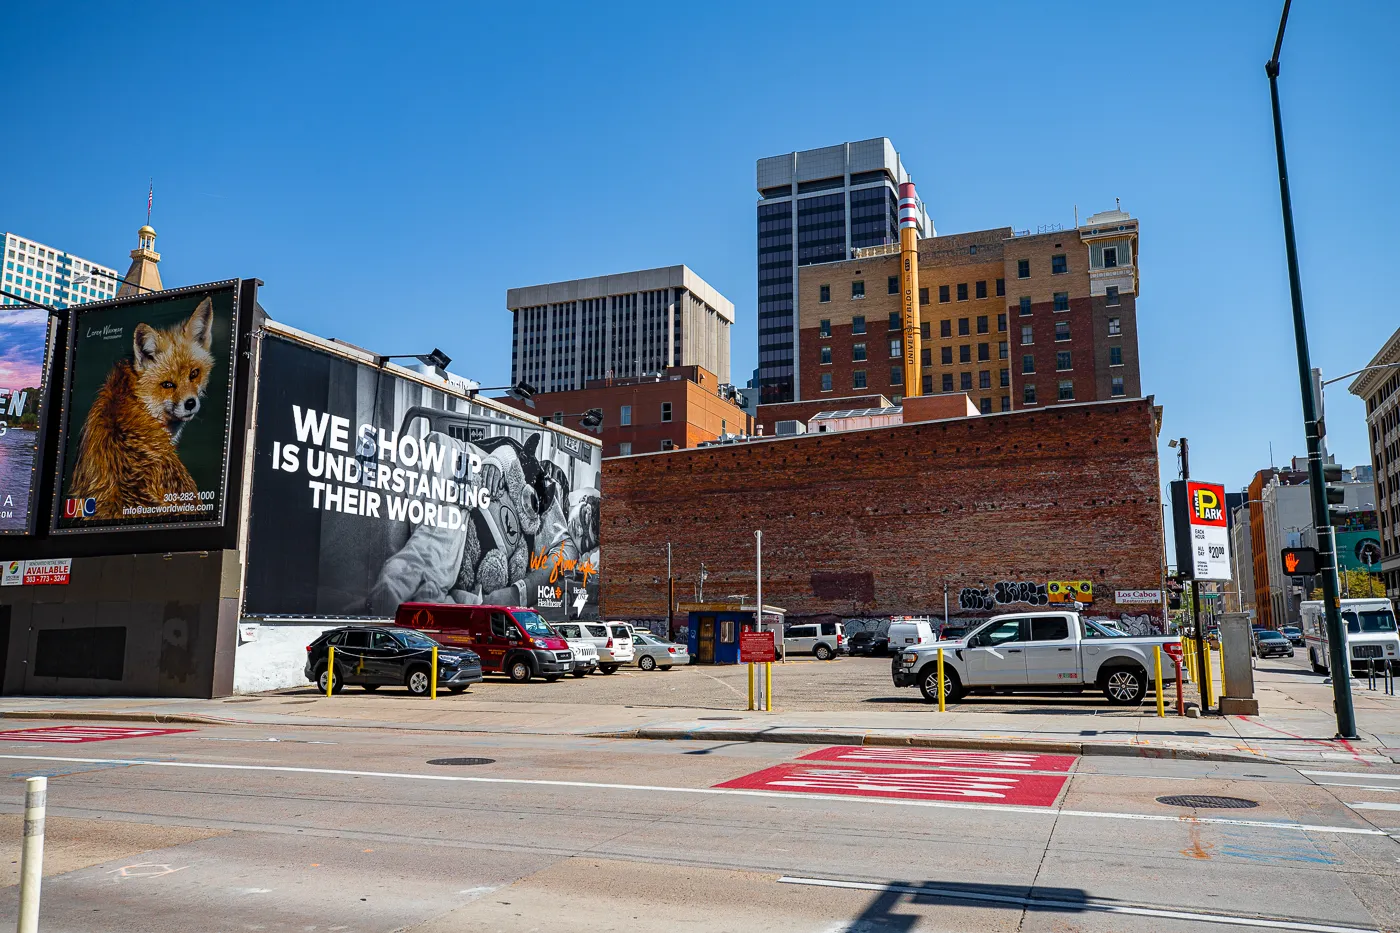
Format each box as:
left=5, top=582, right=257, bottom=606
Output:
left=783, top=621, right=843, bottom=660
left=567, top=622, right=635, bottom=674
left=553, top=624, right=600, bottom=677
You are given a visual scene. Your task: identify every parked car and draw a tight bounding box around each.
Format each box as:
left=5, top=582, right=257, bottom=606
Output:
left=886, top=619, right=935, bottom=651
left=551, top=623, right=599, bottom=677
left=1281, top=626, right=1304, bottom=647
left=783, top=621, right=843, bottom=660
left=558, top=621, right=635, bottom=673
left=305, top=625, right=482, bottom=696
left=630, top=631, right=690, bottom=670
left=395, top=603, right=573, bottom=683
left=846, top=631, right=891, bottom=657
left=1254, top=629, right=1295, bottom=659
left=893, top=612, right=1181, bottom=705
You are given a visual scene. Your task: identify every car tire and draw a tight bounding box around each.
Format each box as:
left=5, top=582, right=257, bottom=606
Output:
left=405, top=667, right=431, bottom=697
left=1102, top=666, right=1147, bottom=705
left=507, top=658, right=533, bottom=683
left=814, top=644, right=833, bottom=661
left=1310, top=649, right=1325, bottom=673
left=660, top=665, right=673, bottom=671
left=448, top=686, right=468, bottom=694
left=599, top=664, right=619, bottom=674
left=362, top=684, right=380, bottom=692
left=315, top=664, right=344, bottom=695
left=638, top=655, right=657, bottom=671
left=918, top=666, right=962, bottom=704
left=571, top=670, right=589, bottom=678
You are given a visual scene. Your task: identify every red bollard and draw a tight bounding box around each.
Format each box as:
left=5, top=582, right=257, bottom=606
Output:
left=1174, top=657, right=1185, bottom=716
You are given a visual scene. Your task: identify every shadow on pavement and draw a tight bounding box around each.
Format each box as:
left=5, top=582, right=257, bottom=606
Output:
left=827, top=879, right=1091, bottom=931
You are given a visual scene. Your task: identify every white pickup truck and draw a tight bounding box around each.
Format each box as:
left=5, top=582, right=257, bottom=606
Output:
left=892, top=611, right=1181, bottom=705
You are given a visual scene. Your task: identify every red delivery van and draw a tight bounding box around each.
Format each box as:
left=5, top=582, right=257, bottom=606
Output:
left=395, top=603, right=573, bottom=683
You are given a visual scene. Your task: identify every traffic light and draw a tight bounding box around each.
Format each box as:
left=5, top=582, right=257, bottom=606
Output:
left=1280, top=547, right=1318, bottom=576
left=1322, top=462, right=1346, bottom=525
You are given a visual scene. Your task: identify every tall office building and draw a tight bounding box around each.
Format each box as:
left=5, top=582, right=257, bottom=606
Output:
left=1350, top=326, right=1400, bottom=599
left=1, top=232, right=121, bottom=308
left=755, top=138, right=933, bottom=404
left=508, top=265, right=734, bottom=394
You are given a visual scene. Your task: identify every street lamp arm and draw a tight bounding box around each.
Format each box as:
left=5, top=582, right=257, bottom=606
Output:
left=0, top=289, right=64, bottom=317
left=1321, top=361, right=1400, bottom=387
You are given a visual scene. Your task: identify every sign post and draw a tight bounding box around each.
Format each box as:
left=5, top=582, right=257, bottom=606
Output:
left=740, top=630, right=775, bottom=712
left=1173, top=479, right=1232, bottom=714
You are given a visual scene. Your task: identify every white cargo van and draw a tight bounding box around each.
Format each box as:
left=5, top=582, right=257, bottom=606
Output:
left=1301, top=598, right=1399, bottom=675
left=886, top=619, right=936, bottom=650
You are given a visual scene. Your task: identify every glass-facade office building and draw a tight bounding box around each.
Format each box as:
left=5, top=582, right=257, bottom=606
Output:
left=755, top=138, right=931, bottom=404
left=2, top=232, right=120, bottom=309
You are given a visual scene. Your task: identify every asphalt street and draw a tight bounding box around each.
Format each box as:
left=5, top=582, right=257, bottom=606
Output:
left=0, top=707, right=1395, bottom=933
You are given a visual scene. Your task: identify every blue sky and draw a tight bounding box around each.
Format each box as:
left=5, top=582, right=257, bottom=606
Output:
left=3, top=1, right=1397, bottom=497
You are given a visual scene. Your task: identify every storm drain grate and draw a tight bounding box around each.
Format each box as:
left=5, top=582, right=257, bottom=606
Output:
left=1156, top=794, right=1259, bottom=809
left=698, top=717, right=743, bottom=721
left=427, top=757, right=496, bottom=766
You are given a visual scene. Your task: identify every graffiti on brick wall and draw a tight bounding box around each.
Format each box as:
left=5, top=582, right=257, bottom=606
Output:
left=1086, top=613, right=1163, bottom=636
left=958, top=581, right=1049, bottom=611
left=840, top=618, right=895, bottom=637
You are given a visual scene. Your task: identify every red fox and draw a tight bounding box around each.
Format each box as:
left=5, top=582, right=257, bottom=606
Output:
left=69, top=298, right=216, bottom=520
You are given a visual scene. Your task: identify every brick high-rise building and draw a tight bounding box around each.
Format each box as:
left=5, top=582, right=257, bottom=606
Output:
left=792, top=209, right=1142, bottom=413
left=1349, top=325, right=1400, bottom=598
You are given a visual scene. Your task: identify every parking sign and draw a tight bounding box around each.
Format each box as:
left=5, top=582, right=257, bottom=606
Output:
left=1187, top=481, right=1231, bottom=581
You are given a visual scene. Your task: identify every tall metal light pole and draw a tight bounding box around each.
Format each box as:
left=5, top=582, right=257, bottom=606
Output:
left=1265, top=0, right=1357, bottom=738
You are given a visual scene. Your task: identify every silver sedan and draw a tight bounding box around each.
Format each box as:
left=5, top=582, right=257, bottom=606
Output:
left=629, top=632, right=690, bottom=670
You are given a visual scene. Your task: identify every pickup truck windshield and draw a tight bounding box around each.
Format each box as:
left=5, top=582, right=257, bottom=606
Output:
left=1083, top=619, right=1127, bottom=638
left=1343, top=610, right=1398, bottom=635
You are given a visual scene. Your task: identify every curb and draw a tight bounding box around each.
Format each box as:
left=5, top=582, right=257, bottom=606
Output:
left=1, top=710, right=233, bottom=727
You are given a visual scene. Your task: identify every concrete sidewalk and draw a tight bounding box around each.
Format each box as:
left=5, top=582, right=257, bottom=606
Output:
left=1, top=659, right=1395, bottom=765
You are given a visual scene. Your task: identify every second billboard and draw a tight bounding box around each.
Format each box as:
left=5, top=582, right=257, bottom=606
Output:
left=243, top=333, right=603, bottom=622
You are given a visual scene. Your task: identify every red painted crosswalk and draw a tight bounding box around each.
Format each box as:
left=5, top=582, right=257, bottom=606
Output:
left=0, top=726, right=195, bottom=744
left=798, top=745, right=1077, bottom=772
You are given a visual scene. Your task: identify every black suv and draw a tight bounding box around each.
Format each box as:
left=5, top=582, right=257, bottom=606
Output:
left=305, top=626, right=482, bottom=696
left=846, top=631, right=890, bottom=657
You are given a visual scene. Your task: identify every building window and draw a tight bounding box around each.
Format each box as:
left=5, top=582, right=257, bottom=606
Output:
left=976, top=280, right=987, bottom=299
left=854, top=370, right=867, bottom=389
left=1022, top=354, right=1035, bottom=374
left=939, top=284, right=950, bottom=303
left=958, top=318, right=970, bottom=336
left=1001, top=396, right=1011, bottom=412
left=997, top=313, right=1007, bottom=332
left=1058, top=380, right=1075, bottom=401
left=940, top=319, right=951, bottom=338
left=1055, top=321, right=1070, bottom=341
left=852, top=280, right=865, bottom=299
left=889, top=338, right=902, bottom=358
left=552, top=411, right=565, bottom=425
left=1053, top=291, right=1069, bottom=312
left=976, top=315, right=988, bottom=335
left=1017, top=259, right=1030, bottom=278
left=819, top=285, right=831, bottom=303
left=1019, top=296, right=1032, bottom=316
left=979, top=370, right=991, bottom=390
left=1024, top=384, right=1037, bottom=405
left=661, top=402, right=672, bottom=423
left=978, top=343, right=990, bottom=362
left=620, top=405, right=632, bottom=426
left=1000, top=367, right=1010, bottom=387
left=921, top=348, right=932, bottom=366
left=820, top=318, right=831, bottom=337
left=960, top=372, right=973, bottom=391
left=618, top=441, right=632, bottom=455
left=942, top=374, right=954, bottom=392
left=1108, top=316, right=1121, bottom=336
left=1052, top=254, right=1067, bottom=274
left=919, top=287, right=929, bottom=305
left=888, top=311, right=901, bottom=331
left=852, top=315, right=866, bottom=334
left=853, top=343, right=867, bottom=361
left=922, top=374, right=934, bottom=394
left=1056, top=350, right=1072, bottom=371
left=821, top=346, right=832, bottom=365
left=959, top=345, right=971, bottom=363
left=1021, top=324, right=1033, bottom=346
left=661, top=439, right=674, bottom=451
left=890, top=366, right=903, bottom=386
left=941, top=346, right=952, bottom=365
left=1110, top=346, right=1123, bottom=366
left=888, top=275, right=899, bottom=295
left=979, top=397, right=993, bottom=414
left=957, top=283, right=968, bottom=301
left=920, top=322, right=931, bottom=340
left=1102, top=246, right=1118, bottom=268
left=821, top=372, right=833, bottom=392
left=998, top=340, right=1008, bottom=359
left=1106, top=286, right=1120, bottom=306
left=995, top=277, right=1005, bottom=297
left=1111, top=376, right=1125, bottom=396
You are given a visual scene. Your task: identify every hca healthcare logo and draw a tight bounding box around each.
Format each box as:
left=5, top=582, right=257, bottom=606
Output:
left=63, top=497, right=97, bottom=519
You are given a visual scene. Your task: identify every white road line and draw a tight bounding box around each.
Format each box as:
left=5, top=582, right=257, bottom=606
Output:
left=0, top=753, right=1390, bottom=838
left=1347, top=801, right=1400, bottom=812
left=1300, top=770, right=1400, bottom=781
left=777, top=876, right=1382, bottom=933
left=1315, top=783, right=1400, bottom=794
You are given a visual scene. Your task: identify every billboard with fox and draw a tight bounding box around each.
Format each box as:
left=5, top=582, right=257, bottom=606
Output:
left=51, top=282, right=242, bottom=533
left=242, top=332, right=603, bottom=622
left=0, top=308, right=56, bottom=534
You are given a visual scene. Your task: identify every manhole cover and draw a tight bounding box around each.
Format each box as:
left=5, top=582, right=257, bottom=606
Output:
left=427, top=757, right=495, bottom=766
left=698, top=717, right=743, bottom=721
left=1156, top=794, right=1259, bottom=809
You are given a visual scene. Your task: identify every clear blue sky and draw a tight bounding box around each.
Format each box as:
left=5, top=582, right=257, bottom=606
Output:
left=4, top=1, right=1397, bottom=497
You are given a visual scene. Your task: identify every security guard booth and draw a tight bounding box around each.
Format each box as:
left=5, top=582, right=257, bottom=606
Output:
left=681, top=602, right=786, bottom=665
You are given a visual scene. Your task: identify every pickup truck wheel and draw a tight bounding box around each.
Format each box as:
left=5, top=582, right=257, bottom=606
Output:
left=918, top=666, right=962, bottom=703
left=1102, top=667, right=1147, bottom=705
left=814, top=644, right=833, bottom=661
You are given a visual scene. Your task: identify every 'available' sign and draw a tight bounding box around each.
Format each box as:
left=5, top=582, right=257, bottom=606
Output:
left=2, top=559, right=72, bottom=586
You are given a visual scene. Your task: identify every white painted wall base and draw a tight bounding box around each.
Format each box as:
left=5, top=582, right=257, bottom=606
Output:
left=232, top=621, right=341, bottom=694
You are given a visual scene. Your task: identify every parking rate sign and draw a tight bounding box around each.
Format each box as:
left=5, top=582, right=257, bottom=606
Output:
left=1187, top=481, right=1231, bottom=581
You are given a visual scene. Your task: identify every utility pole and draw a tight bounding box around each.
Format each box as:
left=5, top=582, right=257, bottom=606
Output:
left=666, top=542, right=674, bottom=638
left=1266, top=0, right=1357, bottom=738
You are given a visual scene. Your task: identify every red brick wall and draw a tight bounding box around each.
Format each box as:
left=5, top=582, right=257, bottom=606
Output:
left=602, top=398, right=1166, bottom=629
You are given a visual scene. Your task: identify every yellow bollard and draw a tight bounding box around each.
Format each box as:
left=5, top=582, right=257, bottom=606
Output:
left=431, top=645, right=438, bottom=699
left=765, top=662, right=772, bottom=712
left=1203, top=643, right=1215, bottom=710
left=1154, top=646, right=1165, bottom=718
left=326, top=645, right=335, bottom=697
left=937, top=648, right=946, bottom=713
left=747, top=663, right=755, bottom=711
left=1186, top=638, right=1196, bottom=683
